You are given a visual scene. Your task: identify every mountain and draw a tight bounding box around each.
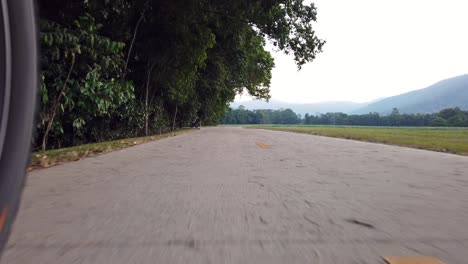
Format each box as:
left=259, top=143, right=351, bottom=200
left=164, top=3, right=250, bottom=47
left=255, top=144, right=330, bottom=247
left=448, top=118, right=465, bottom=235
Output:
left=232, top=74, right=468, bottom=115
left=230, top=99, right=366, bottom=116
left=353, top=74, right=468, bottom=114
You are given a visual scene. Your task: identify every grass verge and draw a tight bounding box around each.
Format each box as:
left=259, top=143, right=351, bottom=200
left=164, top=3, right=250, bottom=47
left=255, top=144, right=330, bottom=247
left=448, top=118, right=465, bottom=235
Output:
left=30, top=129, right=194, bottom=170
left=249, top=125, right=468, bottom=156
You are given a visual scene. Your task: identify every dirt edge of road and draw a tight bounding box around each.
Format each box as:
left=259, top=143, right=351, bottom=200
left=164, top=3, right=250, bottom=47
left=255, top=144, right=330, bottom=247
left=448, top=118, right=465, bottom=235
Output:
left=29, top=129, right=195, bottom=171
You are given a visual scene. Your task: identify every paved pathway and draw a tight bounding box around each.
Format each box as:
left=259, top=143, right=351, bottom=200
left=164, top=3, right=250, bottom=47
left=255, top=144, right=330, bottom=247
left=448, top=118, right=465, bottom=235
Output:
left=3, top=127, right=468, bottom=263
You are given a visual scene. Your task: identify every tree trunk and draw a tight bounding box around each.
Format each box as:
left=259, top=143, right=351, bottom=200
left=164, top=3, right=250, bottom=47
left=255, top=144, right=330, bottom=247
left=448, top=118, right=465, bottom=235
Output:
left=172, top=104, right=178, bottom=135
left=41, top=55, right=76, bottom=151
left=144, top=68, right=150, bottom=136
left=159, top=99, right=163, bottom=135
left=122, top=10, right=145, bottom=79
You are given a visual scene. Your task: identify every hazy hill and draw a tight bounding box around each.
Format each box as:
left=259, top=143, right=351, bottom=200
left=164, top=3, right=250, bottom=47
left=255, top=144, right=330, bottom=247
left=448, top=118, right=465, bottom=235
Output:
left=231, top=99, right=366, bottom=116
left=353, top=74, right=468, bottom=114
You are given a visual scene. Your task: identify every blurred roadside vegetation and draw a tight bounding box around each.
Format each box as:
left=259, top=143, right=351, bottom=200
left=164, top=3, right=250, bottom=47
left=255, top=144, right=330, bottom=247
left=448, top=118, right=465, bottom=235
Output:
left=37, top=0, right=324, bottom=151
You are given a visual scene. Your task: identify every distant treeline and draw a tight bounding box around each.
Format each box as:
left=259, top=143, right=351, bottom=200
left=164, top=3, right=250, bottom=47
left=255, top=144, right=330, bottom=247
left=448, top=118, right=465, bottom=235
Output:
left=221, top=107, right=301, bottom=124
left=220, top=106, right=468, bottom=127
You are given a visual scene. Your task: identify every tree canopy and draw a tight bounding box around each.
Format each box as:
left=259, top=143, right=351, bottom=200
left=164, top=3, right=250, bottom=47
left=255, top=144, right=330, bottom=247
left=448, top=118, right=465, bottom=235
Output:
left=36, top=0, right=325, bottom=150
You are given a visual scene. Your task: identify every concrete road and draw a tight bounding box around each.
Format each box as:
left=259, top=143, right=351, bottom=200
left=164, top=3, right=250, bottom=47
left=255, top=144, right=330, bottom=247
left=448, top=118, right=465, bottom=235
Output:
left=3, top=127, right=468, bottom=263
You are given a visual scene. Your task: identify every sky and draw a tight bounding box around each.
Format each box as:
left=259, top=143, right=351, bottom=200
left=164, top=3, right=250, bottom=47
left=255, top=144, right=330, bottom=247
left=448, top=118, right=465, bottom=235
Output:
left=237, top=0, right=468, bottom=103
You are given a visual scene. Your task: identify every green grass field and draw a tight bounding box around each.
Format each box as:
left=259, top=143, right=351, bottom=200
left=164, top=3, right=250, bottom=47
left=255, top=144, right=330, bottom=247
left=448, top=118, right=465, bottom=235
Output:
left=249, top=125, right=468, bottom=156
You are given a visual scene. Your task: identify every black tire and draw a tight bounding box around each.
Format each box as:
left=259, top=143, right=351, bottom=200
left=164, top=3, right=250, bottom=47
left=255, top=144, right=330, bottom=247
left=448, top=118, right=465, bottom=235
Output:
left=0, top=0, right=38, bottom=258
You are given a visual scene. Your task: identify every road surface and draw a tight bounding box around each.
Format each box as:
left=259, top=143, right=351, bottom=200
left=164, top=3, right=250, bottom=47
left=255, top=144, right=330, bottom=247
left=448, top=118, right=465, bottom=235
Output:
left=3, top=127, right=468, bottom=263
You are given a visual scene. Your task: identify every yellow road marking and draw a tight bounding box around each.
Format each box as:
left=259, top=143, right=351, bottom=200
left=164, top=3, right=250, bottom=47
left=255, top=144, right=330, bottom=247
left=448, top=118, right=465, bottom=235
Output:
left=255, top=142, right=271, bottom=149
left=0, top=207, right=8, bottom=232
left=383, top=256, right=444, bottom=264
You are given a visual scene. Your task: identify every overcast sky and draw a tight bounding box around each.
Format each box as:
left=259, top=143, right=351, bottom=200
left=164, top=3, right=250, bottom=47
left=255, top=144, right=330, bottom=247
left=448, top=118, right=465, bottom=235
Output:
left=237, top=0, right=468, bottom=103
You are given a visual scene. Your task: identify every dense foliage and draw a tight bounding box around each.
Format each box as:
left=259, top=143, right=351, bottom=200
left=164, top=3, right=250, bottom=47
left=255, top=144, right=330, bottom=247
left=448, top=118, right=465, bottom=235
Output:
left=221, top=107, right=468, bottom=127
left=221, top=106, right=301, bottom=124
left=36, top=0, right=325, bottom=150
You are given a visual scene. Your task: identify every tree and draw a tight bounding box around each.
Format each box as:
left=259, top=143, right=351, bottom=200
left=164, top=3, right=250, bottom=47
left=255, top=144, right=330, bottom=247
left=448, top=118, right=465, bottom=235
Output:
left=439, top=108, right=461, bottom=120
left=430, top=117, right=448, bottom=127
left=39, top=15, right=133, bottom=150
left=447, top=114, right=466, bottom=127
left=388, top=108, right=401, bottom=126
left=36, top=0, right=326, bottom=149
